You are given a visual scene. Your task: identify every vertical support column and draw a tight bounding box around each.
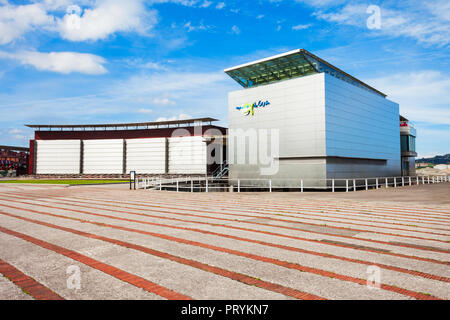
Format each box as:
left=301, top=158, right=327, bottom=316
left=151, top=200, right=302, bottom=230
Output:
left=122, top=139, right=127, bottom=175
left=353, top=179, right=356, bottom=192
left=394, top=178, right=397, bottom=187
left=80, top=140, right=84, bottom=175
left=28, top=140, right=37, bottom=175
left=345, top=179, right=348, bottom=192
left=238, top=179, right=240, bottom=193
left=365, top=179, right=368, bottom=191
left=385, top=178, right=388, bottom=188
left=409, top=177, right=412, bottom=186
left=402, top=177, right=405, bottom=187
left=300, top=180, right=303, bottom=193
left=191, top=179, right=194, bottom=193
left=164, top=138, right=169, bottom=174
left=206, top=179, right=208, bottom=193
left=332, top=179, right=335, bottom=193
left=376, top=178, right=379, bottom=189
left=269, top=180, right=272, bottom=193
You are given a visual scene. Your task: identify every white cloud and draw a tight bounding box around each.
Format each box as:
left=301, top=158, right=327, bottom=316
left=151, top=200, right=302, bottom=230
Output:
left=0, top=50, right=107, bottom=74
left=57, top=0, right=157, bottom=41
left=0, top=65, right=235, bottom=126
left=152, top=97, right=176, bottom=106
left=216, top=2, right=225, bottom=10
left=311, top=2, right=450, bottom=47
left=231, top=25, right=240, bottom=35
left=0, top=2, right=54, bottom=44
left=183, top=21, right=209, bottom=32
left=199, top=1, right=212, bottom=8
left=156, top=113, right=191, bottom=122
left=137, top=108, right=153, bottom=114
left=366, top=70, right=450, bottom=125
left=292, top=23, right=312, bottom=30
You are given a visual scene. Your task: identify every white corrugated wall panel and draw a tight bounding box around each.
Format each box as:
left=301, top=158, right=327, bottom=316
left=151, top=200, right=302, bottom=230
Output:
left=126, top=138, right=166, bottom=174
left=168, top=136, right=206, bottom=174
left=83, top=139, right=123, bottom=174
left=36, top=140, right=81, bottom=174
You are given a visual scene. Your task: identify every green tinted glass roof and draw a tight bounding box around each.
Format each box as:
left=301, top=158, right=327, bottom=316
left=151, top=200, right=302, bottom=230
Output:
left=224, top=49, right=386, bottom=98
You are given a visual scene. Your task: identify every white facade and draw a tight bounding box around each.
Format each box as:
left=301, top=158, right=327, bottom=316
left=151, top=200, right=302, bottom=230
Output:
left=83, top=139, right=124, bottom=174
left=168, top=136, right=207, bottom=174
left=228, top=73, right=401, bottom=186
left=36, top=140, right=81, bottom=174
left=324, top=74, right=401, bottom=178
left=33, top=136, right=208, bottom=175
left=126, top=138, right=166, bottom=174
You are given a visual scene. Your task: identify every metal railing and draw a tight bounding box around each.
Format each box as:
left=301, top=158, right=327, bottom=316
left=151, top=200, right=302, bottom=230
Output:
left=135, top=175, right=449, bottom=193
left=211, top=161, right=229, bottom=179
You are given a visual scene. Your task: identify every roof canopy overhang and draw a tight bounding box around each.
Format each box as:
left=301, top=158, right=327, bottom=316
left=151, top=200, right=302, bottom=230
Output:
left=224, top=49, right=386, bottom=98
left=26, top=117, right=219, bottom=131
left=0, top=145, right=29, bottom=152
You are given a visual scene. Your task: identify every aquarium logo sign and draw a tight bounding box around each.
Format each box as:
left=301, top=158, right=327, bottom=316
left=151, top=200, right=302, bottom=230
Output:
left=235, top=100, right=271, bottom=116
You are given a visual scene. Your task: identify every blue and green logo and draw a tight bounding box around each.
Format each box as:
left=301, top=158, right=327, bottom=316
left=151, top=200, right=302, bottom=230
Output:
left=235, top=100, right=271, bottom=116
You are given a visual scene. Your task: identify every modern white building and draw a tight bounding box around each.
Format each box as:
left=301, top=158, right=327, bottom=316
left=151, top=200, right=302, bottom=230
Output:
left=225, top=49, right=407, bottom=187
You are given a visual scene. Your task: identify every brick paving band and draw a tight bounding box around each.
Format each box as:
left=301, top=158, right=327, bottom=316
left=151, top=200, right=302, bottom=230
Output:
left=10, top=192, right=449, bottom=237
left=0, top=258, right=64, bottom=300
left=70, top=195, right=450, bottom=234
left=0, top=225, right=192, bottom=300
left=98, top=193, right=450, bottom=225
left=62, top=194, right=450, bottom=241
left=6, top=190, right=449, bottom=227
left=0, top=212, right=325, bottom=300
left=0, top=211, right=443, bottom=300
left=0, top=199, right=447, bottom=267
left=48, top=194, right=450, bottom=234
left=131, top=193, right=450, bottom=221
left=5, top=190, right=449, bottom=234
left=1, top=198, right=449, bottom=283
left=4, top=195, right=448, bottom=255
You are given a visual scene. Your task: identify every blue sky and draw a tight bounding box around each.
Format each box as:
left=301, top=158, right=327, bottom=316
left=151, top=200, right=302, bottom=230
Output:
left=0, top=0, right=449, bottom=157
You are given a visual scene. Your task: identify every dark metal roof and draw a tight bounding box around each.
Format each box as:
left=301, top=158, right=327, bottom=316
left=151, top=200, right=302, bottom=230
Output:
left=26, top=117, right=219, bottom=131
left=224, top=49, right=387, bottom=98
left=0, top=145, right=29, bottom=152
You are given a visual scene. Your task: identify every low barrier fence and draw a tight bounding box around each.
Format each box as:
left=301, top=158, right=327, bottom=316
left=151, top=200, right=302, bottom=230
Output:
left=134, top=175, right=449, bottom=193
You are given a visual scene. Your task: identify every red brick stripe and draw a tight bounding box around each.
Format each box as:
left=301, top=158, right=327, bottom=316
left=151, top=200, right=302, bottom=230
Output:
left=9, top=191, right=449, bottom=228
left=159, top=190, right=450, bottom=216
left=5, top=195, right=449, bottom=254
left=0, top=200, right=447, bottom=266
left=7, top=189, right=450, bottom=219
left=1, top=201, right=448, bottom=283
left=0, top=226, right=191, bottom=300
left=1, top=211, right=443, bottom=300
left=0, top=213, right=325, bottom=300
left=61, top=195, right=450, bottom=241
left=14, top=193, right=450, bottom=239
left=80, top=193, right=450, bottom=228
left=0, top=258, right=64, bottom=300
left=126, top=191, right=450, bottom=220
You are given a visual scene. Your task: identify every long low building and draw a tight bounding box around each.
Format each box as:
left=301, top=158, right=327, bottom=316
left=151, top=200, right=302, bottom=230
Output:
left=26, top=118, right=226, bottom=176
